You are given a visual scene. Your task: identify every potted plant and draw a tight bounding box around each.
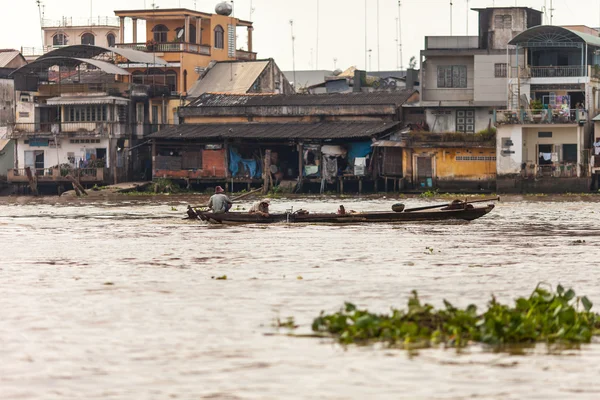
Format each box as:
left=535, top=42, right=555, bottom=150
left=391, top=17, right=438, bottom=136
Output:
left=146, top=39, right=157, bottom=51
left=530, top=99, right=543, bottom=123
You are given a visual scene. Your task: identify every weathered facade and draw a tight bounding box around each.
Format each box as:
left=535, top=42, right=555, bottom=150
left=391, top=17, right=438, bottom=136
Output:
left=495, top=25, right=600, bottom=193
left=150, top=91, right=418, bottom=193
left=420, top=7, right=542, bottom=133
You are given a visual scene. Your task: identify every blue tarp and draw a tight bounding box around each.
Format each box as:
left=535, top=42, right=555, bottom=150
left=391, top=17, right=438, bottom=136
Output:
left=229, top=148, right=261, bottom=178
left=347, top=141, right=373, bottom=163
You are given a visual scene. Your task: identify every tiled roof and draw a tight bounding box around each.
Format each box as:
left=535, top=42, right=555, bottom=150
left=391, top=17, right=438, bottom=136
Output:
left=187, top=90, right=417, bottom=107
left=149, top=121, right=400, bottom=140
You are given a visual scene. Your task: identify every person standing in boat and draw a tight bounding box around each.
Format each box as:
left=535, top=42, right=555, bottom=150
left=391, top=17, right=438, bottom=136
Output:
left=249, top=199, right=270, bottom=217
left=208, top=186, right=233, bottom=214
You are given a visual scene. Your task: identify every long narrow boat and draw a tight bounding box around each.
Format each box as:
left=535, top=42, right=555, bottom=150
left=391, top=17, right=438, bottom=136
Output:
left=194, top=204, right=495, bottom=225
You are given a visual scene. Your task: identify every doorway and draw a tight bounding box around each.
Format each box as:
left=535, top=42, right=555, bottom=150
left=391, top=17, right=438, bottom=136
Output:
left=415, top=156, right=433, bottom=188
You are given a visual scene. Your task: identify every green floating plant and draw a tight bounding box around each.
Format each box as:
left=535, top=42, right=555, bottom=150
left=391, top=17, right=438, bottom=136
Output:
left=310, top=284, right=599, bottom=349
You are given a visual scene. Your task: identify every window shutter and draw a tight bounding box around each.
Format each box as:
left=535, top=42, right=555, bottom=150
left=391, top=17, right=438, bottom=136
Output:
left=227, top=24, right=235, bottom=58
left=437, top=66, right=446, bottom=88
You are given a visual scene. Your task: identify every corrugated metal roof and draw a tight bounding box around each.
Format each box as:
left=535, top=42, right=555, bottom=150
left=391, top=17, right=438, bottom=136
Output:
left=187, top=90, right=417, bottom=107
left=149, top=121, right=400, bottom=140
left=47, top=95, right=129, bottom=105
left=38, top=45, right=167, bottom=65
left=187, top=61, right=270, bottom=97
left=510, top=25, right=600, bottom=47
left=12, top=57, right=130, bottom=76
left=0, top=51, right=21, bottom=68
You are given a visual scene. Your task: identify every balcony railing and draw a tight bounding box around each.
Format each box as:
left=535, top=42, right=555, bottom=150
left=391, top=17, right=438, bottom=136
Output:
left=495, top=109, right=587, bottom=125
left=512, top=66, right=587, bottom=78
left=7, top=167, right=105, bottom=183
left=9, top=122, right=128, bottom=137
left=116, top=42, right=211, bottom=56
left=42, top=17, right=119, bottom=28
left=38, top=82, right=130, bottom=97
left=235, top=50, right=257, bottom=61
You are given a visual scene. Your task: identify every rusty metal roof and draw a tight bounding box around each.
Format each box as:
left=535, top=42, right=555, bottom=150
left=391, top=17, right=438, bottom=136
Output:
left=187, top=90, right=417, bottom=107
left=187, top=60, right=270, bottom=97
left=149, top=121, right=401, bottom=140
left=0, top=51, right=22, bottom=68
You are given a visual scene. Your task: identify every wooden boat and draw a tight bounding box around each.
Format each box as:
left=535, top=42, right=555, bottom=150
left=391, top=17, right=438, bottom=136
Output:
left=194, top=204, right=495, bottom=225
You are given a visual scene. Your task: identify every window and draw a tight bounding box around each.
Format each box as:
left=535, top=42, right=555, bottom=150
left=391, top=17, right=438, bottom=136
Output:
left=81, top=33, right=95, bottom=46
left=136, top=103, right=144, bottom=124
left=563, top=144, right=578, bottom=163
left=494, top=63, right=507, bottom=78
left=65, top=105, right=108, bottom=122
left=152, top=24, right=169, bottom=42
left=538, top=132, right=552, bottom=138
left=214, top=25, right=224, bottom=49
left=494, top=15, right=512, bottom=29
left=53, top=33, right=67, bottom=46
left=107, top=33, right=116, bottom=47
left=165, top=69, right=177, bottom=92
left=437, top=65, right=467, bottom=88
left=456, top=109, right=475, bottom=133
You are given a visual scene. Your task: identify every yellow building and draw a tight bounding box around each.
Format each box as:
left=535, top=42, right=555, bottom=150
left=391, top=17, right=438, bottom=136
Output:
left=114, top=7, right=255, bottom=96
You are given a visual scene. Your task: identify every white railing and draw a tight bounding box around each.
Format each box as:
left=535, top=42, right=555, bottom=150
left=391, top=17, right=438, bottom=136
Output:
left=495, top=109, right=586, bottom=125
left=42, top=16, right=120, bottom=28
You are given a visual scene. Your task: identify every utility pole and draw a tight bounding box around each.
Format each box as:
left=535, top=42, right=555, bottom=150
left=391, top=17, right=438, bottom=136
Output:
left=398, top=0, right=403, bottom=69
left=466, top=0, right=469, bottom=36
left=376, top=0, right=380, bottom=71
left=316, top=0, right=320, bottom=69
left=290, top=20, right=296, bottom=90
left=364, top=0, right=368, bottom=71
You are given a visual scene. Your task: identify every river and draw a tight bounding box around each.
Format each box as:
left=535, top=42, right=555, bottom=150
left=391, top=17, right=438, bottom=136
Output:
left=1, top=195, right=599, bottom=399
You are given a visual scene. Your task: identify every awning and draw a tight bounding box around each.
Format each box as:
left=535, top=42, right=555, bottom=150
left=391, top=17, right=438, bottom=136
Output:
left=0, top=139, right=11, bottom=152
left=37, top=44, right=167, bottom=66
left=11, top=57, right=130, bottom=76
left=372, top=140, right=404, bottom=147
left=46, top=95, right=129, bottom=106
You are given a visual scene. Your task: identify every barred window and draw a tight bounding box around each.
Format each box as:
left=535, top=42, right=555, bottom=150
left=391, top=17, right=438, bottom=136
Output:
left=437, top=65, right=467, bottom=88
left=494, top=15, right=512, bottom=29
left=456, top=156, right=497, bottom=161
left=494, top=63, right=507, bottom=78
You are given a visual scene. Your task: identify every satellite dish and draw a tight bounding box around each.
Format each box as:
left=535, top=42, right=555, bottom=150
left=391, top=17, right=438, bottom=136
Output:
left=177, top=29, right=184, bottom=39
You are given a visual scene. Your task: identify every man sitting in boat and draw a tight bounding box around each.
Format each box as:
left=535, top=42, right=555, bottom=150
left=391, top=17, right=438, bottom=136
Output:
left=249, top=199, right=270, bottom=217
left=208, top=186, right=233, bottom=214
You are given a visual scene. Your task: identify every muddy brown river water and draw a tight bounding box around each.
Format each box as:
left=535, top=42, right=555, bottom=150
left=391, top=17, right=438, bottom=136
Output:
left=1, top=195, right=600, bottom=399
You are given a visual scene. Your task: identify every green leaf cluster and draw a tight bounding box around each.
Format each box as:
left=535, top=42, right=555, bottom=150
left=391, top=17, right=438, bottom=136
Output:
left=311, top=285, right=600, bottom=348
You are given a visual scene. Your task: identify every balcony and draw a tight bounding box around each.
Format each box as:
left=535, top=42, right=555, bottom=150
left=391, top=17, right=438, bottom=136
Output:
left=38, top=82, right=130, bottom=97
left=512, top=66, right=587, bottom=79
left=7, top=167, right=106, bottom=184
left=9, top=122, right=128, bottom=137
left=495, top=109, right=586, bottom=125
left=116, top=42, right=211, bottom=56
left=236, top=50, right=258, bottom=61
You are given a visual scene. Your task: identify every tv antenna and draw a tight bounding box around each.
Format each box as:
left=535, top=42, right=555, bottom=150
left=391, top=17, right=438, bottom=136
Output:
left=250, top=0, right=255, bottom=20
left=450, top=1, right=453, bottom=36
left=466, top=0, right=469, bottom=35
left=290, top=20, right=296, bottom=90
left=549, top=0, right=554, bottom=25
left=364, top=0, right=368, bottom=71
left=36, top=0, right=45, bottom=48
left=376, top=0, right=380, bottom=71
left=333, top=57, right=337, bottom=70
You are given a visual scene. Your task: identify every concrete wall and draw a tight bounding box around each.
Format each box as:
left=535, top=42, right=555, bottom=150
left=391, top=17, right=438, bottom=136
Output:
left=0, top=79, right=14, bottom=127
left=425, top=36, right=478, bottom=50
left=497, top=124, right=584, bottom=176
left=15, top=137, right=111, bottom=169
left=422, top=56, right=474, bottom=101
left=0, top=140, right=14, bottom=177
left=486, top=9, right=528, bottom=51
left=474, top=54, right=508, bottom=104
left=402, top=146, right=496, bottom=189
left=425, top=107, right=493, bottom=133
left=496, top=124, right=524, bottom=175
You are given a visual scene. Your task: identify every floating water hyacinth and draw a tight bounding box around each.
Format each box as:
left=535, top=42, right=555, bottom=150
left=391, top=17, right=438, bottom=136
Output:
left=310, top=284, right=600, bottom=348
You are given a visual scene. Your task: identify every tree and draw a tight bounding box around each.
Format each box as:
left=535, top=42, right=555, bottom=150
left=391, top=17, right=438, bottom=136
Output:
left=409, top=56, right=417, bottom=69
